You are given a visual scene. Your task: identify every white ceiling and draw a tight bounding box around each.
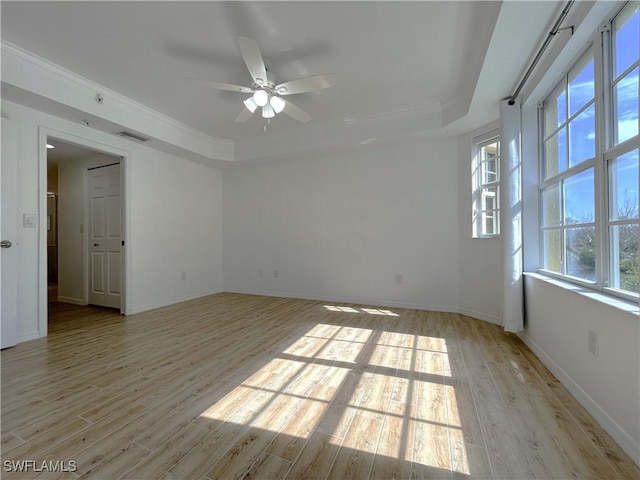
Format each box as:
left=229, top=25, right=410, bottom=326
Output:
left=46, top=138, right=118, bottom=164
left=1, top=1, right=563, bottom=157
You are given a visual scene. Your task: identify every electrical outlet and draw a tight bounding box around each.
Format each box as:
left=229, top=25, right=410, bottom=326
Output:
left=588, top=329, right=598, bottom=357
left=258, top=269, right=263, bottom=278
left=273, top=270, right=278, bottom=279
left=395, top=274, right=403, bottom=285
left=181, top=272, right=187, bottom=281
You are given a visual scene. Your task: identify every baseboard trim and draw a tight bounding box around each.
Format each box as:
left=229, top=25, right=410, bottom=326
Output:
left=518, top=331, right=640, bottom=467
left=127, top=289, right=223, bottom=315
left=224, top=288, right=462, bottom=315
left=458, top=308, right=502, bottom=325
left=57, top=296, right=86, bottom=306
left=18, top=330, right=39, bottom=343
left=225, top=289, right=506, bottom=325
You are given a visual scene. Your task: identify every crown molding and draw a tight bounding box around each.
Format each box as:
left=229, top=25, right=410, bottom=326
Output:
left=1, top=41, right=234, bottom=162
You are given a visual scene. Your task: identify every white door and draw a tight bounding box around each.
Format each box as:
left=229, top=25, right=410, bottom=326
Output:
left=1, top=120, right=19, bottom=348
left=88, top=163, right=122, bottom=309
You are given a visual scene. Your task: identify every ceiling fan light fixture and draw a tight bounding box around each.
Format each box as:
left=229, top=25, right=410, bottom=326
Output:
left=270, top=95, right=286, bottom=114
left=253, top=89, right=269, bottom=107
left=262, top=103, right=275, bottom=119
left=243, top=96, right=258, bottom=113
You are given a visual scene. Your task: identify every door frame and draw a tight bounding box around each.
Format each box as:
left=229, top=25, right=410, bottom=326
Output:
left=38, top=126, right=131, bottom=337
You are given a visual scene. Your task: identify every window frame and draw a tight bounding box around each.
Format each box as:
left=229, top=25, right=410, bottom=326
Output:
left=537, top=1, right=639, bottom=303
left=472, top=132, right=501, bottom=238
left=538, top=46, right=598, bottom=287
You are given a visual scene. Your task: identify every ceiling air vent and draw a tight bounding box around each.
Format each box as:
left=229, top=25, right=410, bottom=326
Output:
left=113, top=130, right=150, bottom=142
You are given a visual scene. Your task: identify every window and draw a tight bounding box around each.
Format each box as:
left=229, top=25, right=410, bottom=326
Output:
left=541, top=48, right=596, bottom=281
left=540, top=1, right=639, bottom=301
left=473, top=136, right=500, bottom=237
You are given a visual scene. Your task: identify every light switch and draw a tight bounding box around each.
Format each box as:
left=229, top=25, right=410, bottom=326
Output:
left=23, top=213, right=37, bottom=228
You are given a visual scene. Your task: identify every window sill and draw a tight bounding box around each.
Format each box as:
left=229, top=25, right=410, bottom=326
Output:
left=523, top=271, right=639, bottom=317
left=472, top=235, right=501, bottom=240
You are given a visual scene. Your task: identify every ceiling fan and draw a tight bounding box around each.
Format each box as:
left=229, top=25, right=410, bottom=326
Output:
left=202, top=36, right=336, bottom=124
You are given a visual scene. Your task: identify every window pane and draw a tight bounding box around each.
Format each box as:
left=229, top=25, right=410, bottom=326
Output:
left=614, top=2, right=640, bottom=79
left=483, top=160, right=497, bottom=183
left=482, top=211, right=499, bottom=235
left=481, top=142, right=499, bottom=184
left=614, top=67, right=639, bottom=144
left=566, top=226, right=596, bottom=281
left=473, top=138, right=501, bottom=238
left=545, top=82, right=567, bottom=136
left=481, top=186, right=498, bottom=211
left=568, top=103, right=595, bottom=167
left=543, top=229, right=562, bottom=272
left=544, top=128, right=567, bottom=178
left=484, top=164, right=498, bottom=183
left=568, top=52, right=594, bottom=117
left=609, top=150, right=639, bottom=220
left=610, top=224, right=639, bottom=294
left=542, top=184, right=561, bottom=227
left=564, top=167, right=595, bottom=224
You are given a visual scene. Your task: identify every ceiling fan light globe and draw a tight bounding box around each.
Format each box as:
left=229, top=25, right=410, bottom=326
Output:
left=243, top=96, right=258, bottom=113
left=270, top=95, right=286, bottom=114
left=262, top=103, right=275, bottom=119
left=253, top=89, right=269, bottom=107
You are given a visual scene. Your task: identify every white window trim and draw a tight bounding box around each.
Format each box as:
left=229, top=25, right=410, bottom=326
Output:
left=472, top=131, right=501, bottom=238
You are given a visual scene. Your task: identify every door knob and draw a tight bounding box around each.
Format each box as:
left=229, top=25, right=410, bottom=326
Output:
left=0, top=240, right=12, bottom=249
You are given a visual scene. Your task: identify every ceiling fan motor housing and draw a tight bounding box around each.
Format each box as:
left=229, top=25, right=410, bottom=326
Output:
left=254, top=67, right=277, bottom=91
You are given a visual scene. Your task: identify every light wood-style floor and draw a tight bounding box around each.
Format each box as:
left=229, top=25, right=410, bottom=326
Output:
left=1, top=293, right=638, bottom=479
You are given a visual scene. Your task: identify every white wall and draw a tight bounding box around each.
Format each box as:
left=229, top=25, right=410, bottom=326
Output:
left=57, top=153, right=120, bottom=304
left=457, top=124, right=502, bottom=324
left=522, top=275, right=640, bottom=462
left=128, top=148, right=223, bottom=312
left=223, top=139, right=460, bottom=311
left=1, top=100, right=224, bottom=340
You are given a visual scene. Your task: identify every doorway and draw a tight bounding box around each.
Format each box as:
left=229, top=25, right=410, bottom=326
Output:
left=46, top=138, right=125, bottom=325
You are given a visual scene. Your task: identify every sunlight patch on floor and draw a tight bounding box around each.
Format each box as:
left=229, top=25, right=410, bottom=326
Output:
left=324, top=305, right=359, bottom=313
left=361, top=307, right=400, bottom=316
left=324, top=305, right=400, bottom=316
left=197, top=318, right=469, bottom=476
left=509, top=359, right=527, bottom=383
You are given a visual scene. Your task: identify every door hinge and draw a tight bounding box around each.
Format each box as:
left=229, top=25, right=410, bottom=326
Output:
left=121, top=241, right=125, bottom=246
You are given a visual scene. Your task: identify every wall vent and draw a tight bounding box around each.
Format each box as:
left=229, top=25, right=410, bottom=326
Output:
left=113, top=130, right=150, bottom=142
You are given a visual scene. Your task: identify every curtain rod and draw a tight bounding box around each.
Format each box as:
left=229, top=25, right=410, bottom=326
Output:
left=507, top=0, right=575, bottom=105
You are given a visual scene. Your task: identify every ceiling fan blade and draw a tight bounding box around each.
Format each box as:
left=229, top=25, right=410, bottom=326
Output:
left=235, top=107, right=254, bottom=123
left=237, top=36, right=268, bottom=86
left=199, top=80, right=253, bottom=93
left=282, top=99, right=312, bottom=123
left=275, top=74, right=336, bottom=96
